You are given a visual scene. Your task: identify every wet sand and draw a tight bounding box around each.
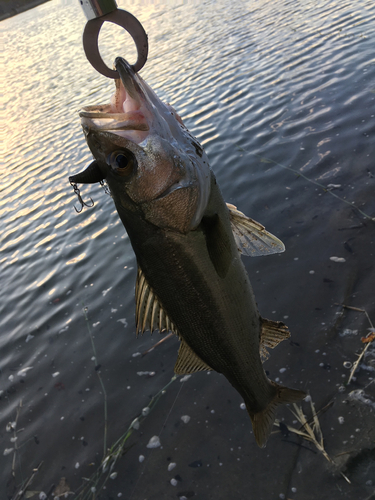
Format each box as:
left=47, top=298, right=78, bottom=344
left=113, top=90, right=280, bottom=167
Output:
left=0, top=0, right=50, bottom=21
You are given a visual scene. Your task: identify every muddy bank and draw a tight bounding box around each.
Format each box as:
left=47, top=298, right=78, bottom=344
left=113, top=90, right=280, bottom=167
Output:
left=0, top=0, right=50, bottom=21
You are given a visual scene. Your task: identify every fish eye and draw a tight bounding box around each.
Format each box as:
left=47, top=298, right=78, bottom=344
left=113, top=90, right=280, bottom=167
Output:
left=115, top=154, right=129, bottom=169
left=107, top=150, right=136, bottom=177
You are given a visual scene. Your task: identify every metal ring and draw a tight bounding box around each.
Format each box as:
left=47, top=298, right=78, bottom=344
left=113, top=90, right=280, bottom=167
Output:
left=83, top=9, right=148, bottom=78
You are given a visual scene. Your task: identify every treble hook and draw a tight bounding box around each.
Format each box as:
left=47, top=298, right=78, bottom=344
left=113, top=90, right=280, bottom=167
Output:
left=80, top=0, right=148, bottom=78
left=70, top=181, right=94, bottom=213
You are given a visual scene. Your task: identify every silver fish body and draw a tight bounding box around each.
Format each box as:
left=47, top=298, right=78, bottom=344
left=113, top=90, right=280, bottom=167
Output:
left=70, top=58, right=305, bottom=447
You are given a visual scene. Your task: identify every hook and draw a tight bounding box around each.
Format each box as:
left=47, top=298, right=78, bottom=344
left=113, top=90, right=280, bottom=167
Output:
left=70, top=181, right=94, bottom=213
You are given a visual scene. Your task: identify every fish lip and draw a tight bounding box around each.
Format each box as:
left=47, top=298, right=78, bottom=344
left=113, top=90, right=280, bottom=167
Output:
left=79, top=107, right=149, bottom=132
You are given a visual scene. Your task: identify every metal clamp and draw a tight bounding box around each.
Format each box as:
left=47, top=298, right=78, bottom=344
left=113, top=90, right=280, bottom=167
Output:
left=80, top=0, right=118, bottom=20
left=80, top=0, right=148, bottom=78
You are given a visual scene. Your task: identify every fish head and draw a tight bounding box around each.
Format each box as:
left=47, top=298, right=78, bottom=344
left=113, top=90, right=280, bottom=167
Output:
left=76, top=58, right=211, bottom=232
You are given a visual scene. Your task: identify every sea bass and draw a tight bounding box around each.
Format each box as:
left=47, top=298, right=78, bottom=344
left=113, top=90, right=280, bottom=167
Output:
left=70, top=57, right=306, bottom=447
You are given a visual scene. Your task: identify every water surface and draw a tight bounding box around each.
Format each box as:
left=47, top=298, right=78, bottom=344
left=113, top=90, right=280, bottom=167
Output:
left=1, top=1, right=375, bottom=499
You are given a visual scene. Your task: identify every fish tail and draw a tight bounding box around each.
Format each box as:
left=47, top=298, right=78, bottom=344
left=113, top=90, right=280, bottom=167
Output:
left=247, top=385, right=306, bottom=448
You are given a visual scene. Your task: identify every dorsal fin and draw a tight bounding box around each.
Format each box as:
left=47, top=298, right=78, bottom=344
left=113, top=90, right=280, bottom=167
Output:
left=226, top=203, right=285, bottom=257
left=135, top=267, right=176, bottom=336
left=174, top=339, right=213, bottom=374
left=135, top=268, right=212, bottom=374
left=260, top=318, right=291, bottom=361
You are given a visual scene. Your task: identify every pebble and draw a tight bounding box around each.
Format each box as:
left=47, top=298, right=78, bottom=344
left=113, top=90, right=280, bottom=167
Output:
left=338, top=416, right=345, bottom=424
left=146, top=436, right=161, bottom=448
left=330, top=256, right=346, bottom=263
left=170, top=478, right=178, bottom=486
left=139, top=455, right=145, bottom=463
left=17, top=367, right=33, bottom=376
left=181, top=415, right=191, bottom=423
left=131, top=418, right=140, bottom=430
left=168, top=462, right=176, bottom=471
left=340, top=329, right=358, bottom=337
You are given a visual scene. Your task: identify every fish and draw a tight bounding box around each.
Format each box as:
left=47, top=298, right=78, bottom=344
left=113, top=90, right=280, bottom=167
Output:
left=69, top=57, right=306, bottom=447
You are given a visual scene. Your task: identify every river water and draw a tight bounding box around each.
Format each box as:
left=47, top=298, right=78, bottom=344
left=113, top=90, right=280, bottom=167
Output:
left=2, top=1, right=375, bottom=499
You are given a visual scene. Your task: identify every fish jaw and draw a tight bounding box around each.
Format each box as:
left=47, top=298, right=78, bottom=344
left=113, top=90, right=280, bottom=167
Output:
left=80, top=58, right=153, bottom=144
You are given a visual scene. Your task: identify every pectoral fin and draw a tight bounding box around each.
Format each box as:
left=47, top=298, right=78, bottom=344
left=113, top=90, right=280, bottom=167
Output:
left=135, top=267, right=176, bottom=336
left=226, top=203, right=285, bottom=257
left=174, top=339, right=213, bottom=374
left=260, top=318, right=290, bottom=361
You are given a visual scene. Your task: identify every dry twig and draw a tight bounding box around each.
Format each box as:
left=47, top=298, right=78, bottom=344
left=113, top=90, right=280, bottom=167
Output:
left=275, top=398, right=351, bottom=484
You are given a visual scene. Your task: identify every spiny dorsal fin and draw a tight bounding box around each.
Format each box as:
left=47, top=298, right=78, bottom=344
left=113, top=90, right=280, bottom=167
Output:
left=260, top=318, right=290, bottom=361
left=135, top=267, right=176, bottom=336
left=174, top=339, right=213, bottom=374
left=226, top=203, right=285, bottom=257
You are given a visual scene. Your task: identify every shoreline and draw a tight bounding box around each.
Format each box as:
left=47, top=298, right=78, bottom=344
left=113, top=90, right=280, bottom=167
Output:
left=0, top=0, right=51, bottom=22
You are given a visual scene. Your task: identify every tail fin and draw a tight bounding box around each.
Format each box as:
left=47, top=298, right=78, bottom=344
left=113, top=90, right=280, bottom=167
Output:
left=247, top=385, right=306, bottom=448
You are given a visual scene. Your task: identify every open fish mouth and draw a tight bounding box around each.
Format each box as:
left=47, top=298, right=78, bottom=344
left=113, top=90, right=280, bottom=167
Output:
left=79, top=59, right=151, bottom=143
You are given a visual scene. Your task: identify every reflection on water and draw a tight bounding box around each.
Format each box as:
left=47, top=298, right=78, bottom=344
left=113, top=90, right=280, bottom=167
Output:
left=1, top=0, right=375, bottom=498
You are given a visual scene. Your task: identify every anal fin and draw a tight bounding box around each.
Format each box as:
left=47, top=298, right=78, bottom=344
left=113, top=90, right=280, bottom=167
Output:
left=174, top=339, right=212, bottom=374
left=260, top=318, right=290, bottom=361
